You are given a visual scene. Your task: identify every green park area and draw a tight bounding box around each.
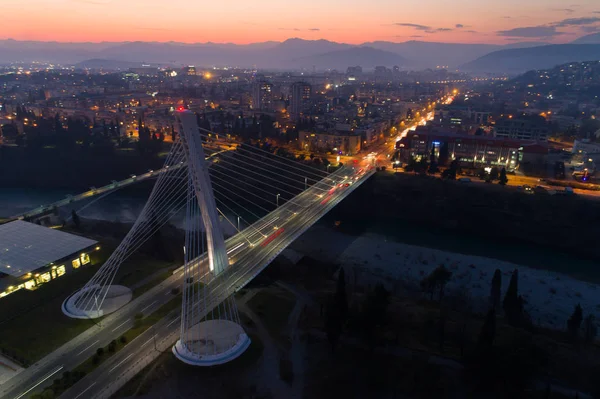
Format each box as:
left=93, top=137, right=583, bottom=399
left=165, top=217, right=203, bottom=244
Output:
left=0, top=246, right=176, bottom=365
left=31, top=294, right=182, bottom=399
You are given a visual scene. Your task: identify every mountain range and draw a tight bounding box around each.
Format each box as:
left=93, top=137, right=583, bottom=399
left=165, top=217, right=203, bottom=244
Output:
left=1, top=34, right=600, bottom=73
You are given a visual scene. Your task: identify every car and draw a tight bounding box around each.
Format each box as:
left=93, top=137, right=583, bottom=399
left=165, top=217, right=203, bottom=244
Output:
left=564, top=186, right=574, bottom=195
left=344, top=183, right=350, bottom=187
left=523, top=185, right=534, bottom=194
left=458, top=177, right=471, bottom=183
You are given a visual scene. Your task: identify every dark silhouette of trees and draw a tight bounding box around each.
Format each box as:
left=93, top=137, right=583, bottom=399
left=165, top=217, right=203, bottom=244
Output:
left=499, top=167, right=508, bottom=185
left=324, top=296, right=342, bottom=353
left=441, top=159, right=458, bottom=180
left=489, top=166, right=499, bottom=181
left=360, top=283, right=390, bottom=349
left=335, top=268, right=348, bottom=322
left=490, top=269, right=502, bottom=310
left=503, top=269, right=524, bottom=325
left=420, top=265, right=453, bottom=301
left=567, top=303, right=583, bottom=339
left=438, top=142, right=449, bottom=166
left=583, top=314, right=597, bottom=344
left=71, top=210, right=81, bottom=229
left=427, top=147, right=438, bottom=174
left=108, top=340, right=117, bottom=353
left=478, top=308, right=496, bottom=350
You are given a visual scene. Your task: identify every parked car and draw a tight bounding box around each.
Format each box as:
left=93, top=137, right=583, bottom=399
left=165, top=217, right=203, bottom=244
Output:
left=458, top=177, right=471, bottom=183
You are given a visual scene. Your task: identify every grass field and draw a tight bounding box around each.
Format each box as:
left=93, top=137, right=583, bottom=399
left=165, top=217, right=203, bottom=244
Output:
left=247, top=288, right=296, bottom=348
left=0, top=248, right=175, bottom=365
left=113, top=332, right=264, bottom=398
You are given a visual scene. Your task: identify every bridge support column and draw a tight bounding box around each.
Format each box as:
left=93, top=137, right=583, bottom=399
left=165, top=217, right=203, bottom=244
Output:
left=172, top=110, right=250, bottom=366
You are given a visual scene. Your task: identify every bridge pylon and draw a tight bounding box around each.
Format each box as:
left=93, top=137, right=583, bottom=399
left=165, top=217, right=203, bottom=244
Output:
left=62, top=136, right=188, bottom=319
left=172, top=110, right=250, bottom=365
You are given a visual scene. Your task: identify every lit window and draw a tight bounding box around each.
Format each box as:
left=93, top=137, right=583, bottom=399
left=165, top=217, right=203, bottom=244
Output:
left=72, top=258, right=81, bottom=269
left=80, top=253, right=91, bottom=265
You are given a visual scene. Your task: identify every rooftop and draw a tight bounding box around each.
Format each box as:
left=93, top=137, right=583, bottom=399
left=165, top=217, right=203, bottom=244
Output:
left=0, top=221, right=97, bottom=278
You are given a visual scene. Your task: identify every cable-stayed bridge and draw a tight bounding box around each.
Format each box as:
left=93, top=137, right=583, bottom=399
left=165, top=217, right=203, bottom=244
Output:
left=1, top=109, right=377, bottom=399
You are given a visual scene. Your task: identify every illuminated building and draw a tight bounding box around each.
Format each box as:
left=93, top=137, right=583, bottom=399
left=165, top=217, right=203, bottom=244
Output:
left=252, top=80, right=273, bottom=111
left=0, top=221, right=99, bottom=299
left=290, top=82, right=311, bottom=121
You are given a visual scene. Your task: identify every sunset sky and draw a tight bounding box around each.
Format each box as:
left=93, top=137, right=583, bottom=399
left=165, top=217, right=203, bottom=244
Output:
left=2, top=0, right=600, bottom=44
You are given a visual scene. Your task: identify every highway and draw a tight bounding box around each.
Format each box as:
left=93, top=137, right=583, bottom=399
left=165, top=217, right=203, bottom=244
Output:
left=1, top=162, right=374, bottom=399
left=59, top=161, right=375, bottom=399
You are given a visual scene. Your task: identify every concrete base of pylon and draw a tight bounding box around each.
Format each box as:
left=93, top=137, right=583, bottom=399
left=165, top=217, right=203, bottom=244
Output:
left=172, top=319, right=251, bottom=366
left=62, top=284, right=133, bottom=319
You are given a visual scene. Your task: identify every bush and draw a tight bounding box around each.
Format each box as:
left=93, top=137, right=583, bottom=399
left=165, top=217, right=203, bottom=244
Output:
left=96, top=347, right=104, bottom=356
left=108, top=340, right=117, bottom=353
left=120, top=335, right=127, bottom=344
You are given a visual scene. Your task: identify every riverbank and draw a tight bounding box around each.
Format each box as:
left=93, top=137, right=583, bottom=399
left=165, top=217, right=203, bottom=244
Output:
left=291, top=225, right=599, bottom=330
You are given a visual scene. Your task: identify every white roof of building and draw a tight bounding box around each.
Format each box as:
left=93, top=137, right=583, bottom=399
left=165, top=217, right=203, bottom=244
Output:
left=0, top=221, right=97, bottom=277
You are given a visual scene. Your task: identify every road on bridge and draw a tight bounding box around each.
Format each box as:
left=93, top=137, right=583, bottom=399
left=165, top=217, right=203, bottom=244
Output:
left=2, top=161, right=375, bottom=399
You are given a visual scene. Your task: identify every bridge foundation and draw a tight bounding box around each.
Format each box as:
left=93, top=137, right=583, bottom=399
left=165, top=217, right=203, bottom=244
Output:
left=62, top=285, right=132, bottom=319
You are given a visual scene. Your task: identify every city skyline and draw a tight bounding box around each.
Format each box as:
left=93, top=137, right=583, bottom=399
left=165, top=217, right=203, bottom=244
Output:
left=2, top=0, right=600, bottom=44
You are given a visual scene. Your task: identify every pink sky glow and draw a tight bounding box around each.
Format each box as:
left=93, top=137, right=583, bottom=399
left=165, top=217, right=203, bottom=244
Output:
left=2, top=0, right=599, bottom=44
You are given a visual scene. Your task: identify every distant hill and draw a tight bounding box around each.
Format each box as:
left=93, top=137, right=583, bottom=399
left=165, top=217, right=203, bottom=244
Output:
left=291, top=46, right=406, bottom=70
left=460, top=44, right=600, bottom=73
left=0, top=37, right=576, bottom=71
left=571, top=33, right=600, bottom=45
left=73, top=59, right=169, bottom=70
left=362, top=40, right=550, bottom=68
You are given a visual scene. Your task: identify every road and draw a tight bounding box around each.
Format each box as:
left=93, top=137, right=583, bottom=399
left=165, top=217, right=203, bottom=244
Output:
left=57, top=161, right=375, bottom=399
left=1, top=162, right=374, bottom=399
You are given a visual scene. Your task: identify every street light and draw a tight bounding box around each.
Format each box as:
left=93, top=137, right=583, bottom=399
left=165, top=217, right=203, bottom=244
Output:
left=304, top=177, right=307, bottom=190
left=276, top=193, right=280, bottom=207
left=237, top=215, right=241, bottom=231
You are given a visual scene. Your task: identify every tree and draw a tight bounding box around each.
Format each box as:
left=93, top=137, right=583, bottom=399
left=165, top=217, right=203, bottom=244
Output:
left=489, top=167, right=499, bottom=181
left=335, top=268, right=348, bottom=322
left=438, top=142, right=449, bottom=166
left=478, top=308, right=496, bottom=350
left=324, top=296, right=342, bottom=353
left=108, top=340, right=117, bottom=353
left=428, top=147, right=438, bottom=174
left=360, top=283, right=390, bottom=349
left=120, top=335, right=127, bottom=344
left=490, top=269, right=502, bottom=310
left=96, top=347, right=104, bottom=356
left=498, top=167, right=508, bottom=185
left=567, top=304, right=583, bottom=339
left=441, top=159, right=458, bottom=180
left=71, top=210, right=80, bottom=229
left=583, top=314, right=597, bottom=344
left=420, top=265, right=453, bottom=302
left=503, top=269, right=522, bottom=325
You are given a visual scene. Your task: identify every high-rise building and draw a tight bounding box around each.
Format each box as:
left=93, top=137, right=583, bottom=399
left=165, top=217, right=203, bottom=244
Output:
left=290, top=82, right=311, bottom=121
left=252, top=80, right=273, bottom=111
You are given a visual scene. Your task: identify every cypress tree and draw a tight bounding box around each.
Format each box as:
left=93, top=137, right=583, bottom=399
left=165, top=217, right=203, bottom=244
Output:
left=490, top=269, right=502, bottom=310
left=503, top=269, right=521, bottom=325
